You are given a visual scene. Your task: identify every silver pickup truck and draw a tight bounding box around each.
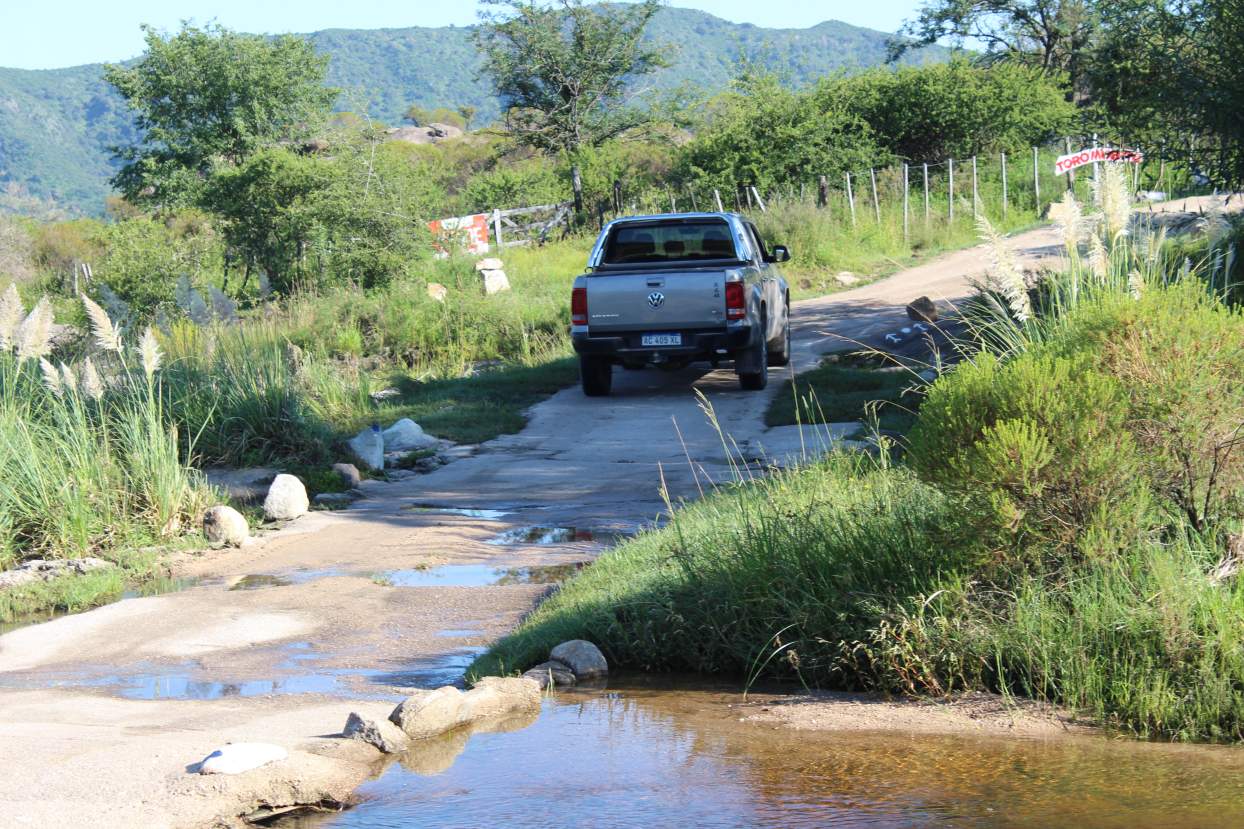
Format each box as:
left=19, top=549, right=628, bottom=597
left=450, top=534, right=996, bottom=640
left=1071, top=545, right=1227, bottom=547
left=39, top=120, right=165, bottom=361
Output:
left=570, top=212, right=792, bottom=396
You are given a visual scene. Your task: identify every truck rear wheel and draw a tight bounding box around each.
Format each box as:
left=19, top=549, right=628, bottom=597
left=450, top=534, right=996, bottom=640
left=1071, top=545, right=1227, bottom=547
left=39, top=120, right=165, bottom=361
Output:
left=580, top=355, right=613, bottom=396
left=737, top=322, right=769, bottom=391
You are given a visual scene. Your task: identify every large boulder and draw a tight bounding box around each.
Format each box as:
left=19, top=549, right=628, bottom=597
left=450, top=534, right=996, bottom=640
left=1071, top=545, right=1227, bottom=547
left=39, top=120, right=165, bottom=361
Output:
left=202, top=505, right=249, bottom=547
left=389, top=686, right=466, bottom=740
left=197, top=743, right=287, bottom=775
left=348, top=426, right=385, bottom=471
left=263, top=474, right=308, bottom=522
left=382, top=418, right=438, bottom=453
left=906, top=295, right=938, bottom=323
left=332, top=462, right=362, bottom=489
left=835, top=272, right=860, bottom=286
left=549, top=640, right=608, bottom=679
left=342, top=711, right=408, bottom=754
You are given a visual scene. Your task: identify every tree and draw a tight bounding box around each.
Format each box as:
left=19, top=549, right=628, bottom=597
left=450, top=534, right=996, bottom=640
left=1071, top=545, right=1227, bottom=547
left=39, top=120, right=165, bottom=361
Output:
left=828, top=58, right=1077, bottom=161
left=892, top=1, right=1097, bottom=97
left=105, top=23, right=337, bottom=208
left=474, top=0, right=666, bottom=212
left=1087, top=0, right=1244, bottom=188
left=458, top=105, right=478, bottom=132
left=676, top=72, right=882, bottom=194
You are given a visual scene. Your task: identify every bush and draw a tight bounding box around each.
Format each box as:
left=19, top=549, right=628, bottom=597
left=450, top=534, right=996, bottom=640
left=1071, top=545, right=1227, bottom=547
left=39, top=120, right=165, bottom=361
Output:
left=910, top=284, right=1244, bottom=560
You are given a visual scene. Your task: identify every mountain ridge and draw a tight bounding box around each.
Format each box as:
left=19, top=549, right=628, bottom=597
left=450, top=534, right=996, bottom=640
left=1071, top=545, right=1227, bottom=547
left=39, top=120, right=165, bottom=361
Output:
left=0, top=6, right=948, bottom=216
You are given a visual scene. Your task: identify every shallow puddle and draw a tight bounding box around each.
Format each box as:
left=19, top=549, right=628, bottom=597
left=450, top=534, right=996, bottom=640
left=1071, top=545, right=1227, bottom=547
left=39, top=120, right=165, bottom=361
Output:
left=484, top=525, right=621, bottom=546
left=402, top=505, right=512, bottom=520
left=228, top=569, right=345, bottom=590
left=378, top=563, right=587, bottom=588
left=274, top=677, right=1244, bottom=828
left=115, top=671, right=342, bottom=700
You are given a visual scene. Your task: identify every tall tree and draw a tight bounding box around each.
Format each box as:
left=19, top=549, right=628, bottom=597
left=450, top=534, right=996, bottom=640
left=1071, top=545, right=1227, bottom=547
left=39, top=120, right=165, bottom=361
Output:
left=473, top=0, right=666, bottom=212
left=892, top=1, right=1096, bottom=97
left=1089, top=0, right=1244, bottom=187
left=105, top=23, right=337, bottom=208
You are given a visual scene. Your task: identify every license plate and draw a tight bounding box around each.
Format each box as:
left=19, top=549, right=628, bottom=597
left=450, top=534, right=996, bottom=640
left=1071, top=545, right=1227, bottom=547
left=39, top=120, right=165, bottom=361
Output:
left=641, top=333, right=682, bottom=347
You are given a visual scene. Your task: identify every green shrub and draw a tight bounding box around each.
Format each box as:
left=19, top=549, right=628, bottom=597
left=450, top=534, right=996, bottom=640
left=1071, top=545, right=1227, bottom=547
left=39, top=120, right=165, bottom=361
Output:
left=912, top=284, right=1244, bottom=560
left=908, top=350, right=1148, bottom=562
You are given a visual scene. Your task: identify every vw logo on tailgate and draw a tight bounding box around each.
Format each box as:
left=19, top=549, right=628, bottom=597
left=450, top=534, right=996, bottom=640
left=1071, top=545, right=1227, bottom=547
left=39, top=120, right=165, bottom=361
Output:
left=647, top=291, right=665, bottom=309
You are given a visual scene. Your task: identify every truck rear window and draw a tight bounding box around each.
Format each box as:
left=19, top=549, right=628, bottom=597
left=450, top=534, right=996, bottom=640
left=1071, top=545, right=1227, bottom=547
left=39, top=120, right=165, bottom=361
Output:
left=601, top=220, right=737, bottom=265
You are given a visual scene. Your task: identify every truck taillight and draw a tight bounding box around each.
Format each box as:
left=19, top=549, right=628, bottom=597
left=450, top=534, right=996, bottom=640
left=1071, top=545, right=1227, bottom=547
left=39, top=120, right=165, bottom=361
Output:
left=725, top=281, right=746, bottom=320
left=571, top=287, right=588, bottom=325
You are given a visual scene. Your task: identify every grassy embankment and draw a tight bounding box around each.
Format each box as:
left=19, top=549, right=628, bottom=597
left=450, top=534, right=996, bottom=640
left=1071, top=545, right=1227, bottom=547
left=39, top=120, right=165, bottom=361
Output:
left=476, top=171, right=1244, bottom=742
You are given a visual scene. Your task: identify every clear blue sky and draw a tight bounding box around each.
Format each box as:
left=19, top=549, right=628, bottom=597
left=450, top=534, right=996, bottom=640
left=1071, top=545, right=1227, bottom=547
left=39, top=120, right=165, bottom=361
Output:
left=1, top=1, right=925, bottom=70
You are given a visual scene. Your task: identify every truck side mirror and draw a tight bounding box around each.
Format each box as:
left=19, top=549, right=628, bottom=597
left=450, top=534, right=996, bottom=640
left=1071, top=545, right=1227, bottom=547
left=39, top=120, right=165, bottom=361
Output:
left=770, top=245, right=791, bottom=263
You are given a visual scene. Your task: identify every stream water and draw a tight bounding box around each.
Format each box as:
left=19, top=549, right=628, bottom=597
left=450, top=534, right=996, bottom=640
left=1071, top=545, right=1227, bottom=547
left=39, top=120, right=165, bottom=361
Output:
left=277, top=677, right=1244, bottom=829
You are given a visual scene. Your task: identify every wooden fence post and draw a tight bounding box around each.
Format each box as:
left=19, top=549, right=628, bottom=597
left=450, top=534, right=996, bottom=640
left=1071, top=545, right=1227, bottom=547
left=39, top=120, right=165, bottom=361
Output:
left=869, top=168, right=881, bottom=222
left=948, top=158, right=955, bottom=223
left=923, top=163, right=930, bottom=225
left=666, top=185, right=676, bottom=213
left=688, top=186, right=699, bottom=212
left=845, top=173, right=857, bottom=227
left=817, top=174, right=828, bottom=208
left=971, top=156, right=979, bottom=218
left=903, top=163, right=910, bottom=241
left=750, top=186, right=767, bottom=213
left=613, top=179, right=623, bottom=213
left=1001, top=151, right=1008, bottom=218
left=1033, top=146, right=1041, bottom=212
left=713, top=189, right=724, bottom=212
left=1065, top=137, right=1075, bottom=192
left=492, top=209, right=504, bottom=250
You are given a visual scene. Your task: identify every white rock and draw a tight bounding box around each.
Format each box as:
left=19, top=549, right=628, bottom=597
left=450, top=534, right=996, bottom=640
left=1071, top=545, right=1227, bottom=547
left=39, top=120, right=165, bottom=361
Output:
left=202, top=505, right=248, bottom=547
left=263, top=474, right=308, bottom=521
left=549, top=640, right=608, bottom=679
left=198, top=742, right=287, bottom=775
left=474, top=257, right=504, bottom=272
left=348, top=426, right=385, bottom=470
left=481, top=270, right=510, bottom=295
left=427, top=282, right=448, bottom=302
left=382, top=418, right=438, bottom=452
left=835, top=272, right=860, bottom=286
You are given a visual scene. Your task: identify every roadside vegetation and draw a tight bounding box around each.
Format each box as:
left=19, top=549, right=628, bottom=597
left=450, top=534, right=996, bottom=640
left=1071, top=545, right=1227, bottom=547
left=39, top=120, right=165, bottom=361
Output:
left=478, top=166, right=1244, bottom=742
left=0, top=0, right=1238, bottom=653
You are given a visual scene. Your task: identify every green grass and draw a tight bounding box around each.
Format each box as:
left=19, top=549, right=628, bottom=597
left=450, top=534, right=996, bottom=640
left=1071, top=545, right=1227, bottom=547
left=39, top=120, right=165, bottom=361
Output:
left=362, top=358, right=580, bottom=445
left=766, top=351, right=923, bottom=434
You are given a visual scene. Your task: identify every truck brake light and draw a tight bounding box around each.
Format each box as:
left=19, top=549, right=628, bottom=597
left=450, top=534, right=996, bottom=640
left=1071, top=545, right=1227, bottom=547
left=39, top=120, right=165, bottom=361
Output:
left=725, top=282, right=745, bottom=320
left=571, top=287, right=588, bottom=325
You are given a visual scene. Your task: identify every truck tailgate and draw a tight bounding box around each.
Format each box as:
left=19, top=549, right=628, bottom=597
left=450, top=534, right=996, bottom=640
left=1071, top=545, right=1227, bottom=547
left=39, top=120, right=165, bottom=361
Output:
left=586, top=271, right=726, bottom=334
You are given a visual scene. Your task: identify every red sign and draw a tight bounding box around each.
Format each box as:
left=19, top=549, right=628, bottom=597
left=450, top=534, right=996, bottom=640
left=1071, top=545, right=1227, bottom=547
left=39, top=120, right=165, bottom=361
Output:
left=1055, top=146, right=1144, bottom=175
left=427, top=213, right=490, bottom=257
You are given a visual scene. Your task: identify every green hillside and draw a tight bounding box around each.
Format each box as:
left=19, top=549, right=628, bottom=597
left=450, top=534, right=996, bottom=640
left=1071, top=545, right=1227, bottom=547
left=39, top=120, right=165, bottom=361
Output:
left=0, top=6, right=948, bottom=216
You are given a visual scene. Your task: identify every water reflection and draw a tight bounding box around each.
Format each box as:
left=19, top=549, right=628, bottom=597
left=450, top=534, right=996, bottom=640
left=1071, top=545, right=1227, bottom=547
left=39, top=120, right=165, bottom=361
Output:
left=280, top=680, right=1244, bottom=828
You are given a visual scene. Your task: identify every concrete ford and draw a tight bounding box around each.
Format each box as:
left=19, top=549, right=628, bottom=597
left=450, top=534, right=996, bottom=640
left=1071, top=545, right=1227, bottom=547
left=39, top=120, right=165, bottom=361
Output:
left=570, top=213, right=792, bottom=396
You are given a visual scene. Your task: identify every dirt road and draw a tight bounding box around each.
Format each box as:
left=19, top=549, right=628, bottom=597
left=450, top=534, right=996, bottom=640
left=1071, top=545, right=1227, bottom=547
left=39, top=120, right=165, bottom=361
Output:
left=0, top=196, right=1230, bottom=827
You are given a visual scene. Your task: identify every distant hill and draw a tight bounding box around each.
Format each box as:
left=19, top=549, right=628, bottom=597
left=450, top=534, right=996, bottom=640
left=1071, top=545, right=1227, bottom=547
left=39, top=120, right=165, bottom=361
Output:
left=0, top=6, right=948, bottom=216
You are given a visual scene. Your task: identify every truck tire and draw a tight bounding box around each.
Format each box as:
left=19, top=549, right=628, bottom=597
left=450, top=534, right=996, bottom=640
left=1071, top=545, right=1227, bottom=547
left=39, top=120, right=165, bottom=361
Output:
left=767, top=318, right=791, bottom=367
left=580, top=355, right=613, bottom=397
left=737, top=320, right=769, bottom=391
